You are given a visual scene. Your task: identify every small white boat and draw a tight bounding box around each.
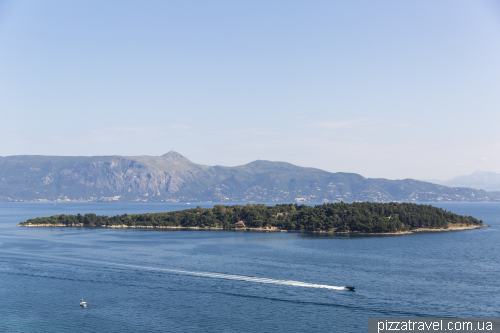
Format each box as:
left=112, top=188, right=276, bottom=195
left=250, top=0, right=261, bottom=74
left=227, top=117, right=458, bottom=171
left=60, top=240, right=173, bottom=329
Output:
left=80, top=299, right=87, bottom=308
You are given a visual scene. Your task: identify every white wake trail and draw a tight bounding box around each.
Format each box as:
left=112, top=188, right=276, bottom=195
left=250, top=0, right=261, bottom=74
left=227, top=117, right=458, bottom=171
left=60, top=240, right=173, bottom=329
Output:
left=2, top=251, right=347, bottom=291
left=116, top=263, right=346, bottom=290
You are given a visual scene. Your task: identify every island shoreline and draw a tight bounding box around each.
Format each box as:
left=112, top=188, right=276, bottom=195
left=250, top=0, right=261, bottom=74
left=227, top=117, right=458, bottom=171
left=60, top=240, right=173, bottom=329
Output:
left=17, top=223, right=489, bottom=235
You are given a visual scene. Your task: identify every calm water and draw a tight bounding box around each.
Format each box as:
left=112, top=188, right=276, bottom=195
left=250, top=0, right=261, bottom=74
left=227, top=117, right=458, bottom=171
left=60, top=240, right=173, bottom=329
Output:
left=0, top=202, right=498, bottom=332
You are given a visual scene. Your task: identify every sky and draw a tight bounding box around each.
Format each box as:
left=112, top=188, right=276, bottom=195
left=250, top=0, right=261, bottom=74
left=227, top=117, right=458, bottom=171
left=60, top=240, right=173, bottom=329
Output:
left=1, top=0, right=500, bottom=180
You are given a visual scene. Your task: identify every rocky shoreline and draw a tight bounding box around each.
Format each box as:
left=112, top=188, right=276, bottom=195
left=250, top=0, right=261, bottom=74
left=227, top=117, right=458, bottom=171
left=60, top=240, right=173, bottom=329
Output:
left=18, top=223, right=489, bottom=235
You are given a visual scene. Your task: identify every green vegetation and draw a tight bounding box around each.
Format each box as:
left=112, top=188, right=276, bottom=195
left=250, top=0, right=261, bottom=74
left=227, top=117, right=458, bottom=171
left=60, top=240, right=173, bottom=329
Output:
left=19, top=202, right=483, bottom=233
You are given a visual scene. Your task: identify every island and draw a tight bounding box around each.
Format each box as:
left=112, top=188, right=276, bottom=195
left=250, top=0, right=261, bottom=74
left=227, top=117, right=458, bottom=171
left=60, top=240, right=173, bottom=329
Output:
left=17, top=202, right=487, bottom=234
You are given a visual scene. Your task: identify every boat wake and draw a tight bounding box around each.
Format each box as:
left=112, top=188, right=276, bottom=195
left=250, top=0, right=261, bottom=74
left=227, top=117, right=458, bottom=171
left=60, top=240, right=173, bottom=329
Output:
left=1, top=251, right=347, bottom=291
left=149, top=267, right=347, bottom=290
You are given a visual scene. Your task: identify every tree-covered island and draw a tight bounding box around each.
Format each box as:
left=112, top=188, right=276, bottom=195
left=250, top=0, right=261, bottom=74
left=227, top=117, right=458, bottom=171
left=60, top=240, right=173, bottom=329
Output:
left=18, top=202, right=485, bottom=233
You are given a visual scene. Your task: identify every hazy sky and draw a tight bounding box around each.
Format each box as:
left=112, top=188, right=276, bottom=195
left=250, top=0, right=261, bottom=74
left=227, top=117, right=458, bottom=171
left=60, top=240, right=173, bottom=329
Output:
left=1, top=0, right=499, bottom=180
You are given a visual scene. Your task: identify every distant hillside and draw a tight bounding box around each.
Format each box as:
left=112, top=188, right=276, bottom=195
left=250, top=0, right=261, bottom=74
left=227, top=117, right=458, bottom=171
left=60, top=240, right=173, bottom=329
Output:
left=427, top=170, right=500, bottom=192
left=1, top=151, right=499, bottom=203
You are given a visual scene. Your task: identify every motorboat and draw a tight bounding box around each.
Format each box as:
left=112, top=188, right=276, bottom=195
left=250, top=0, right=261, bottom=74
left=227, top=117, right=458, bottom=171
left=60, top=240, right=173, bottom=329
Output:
left=80, top=299, right=87, bottom=308
left=345, top=286, right=355, bottom=291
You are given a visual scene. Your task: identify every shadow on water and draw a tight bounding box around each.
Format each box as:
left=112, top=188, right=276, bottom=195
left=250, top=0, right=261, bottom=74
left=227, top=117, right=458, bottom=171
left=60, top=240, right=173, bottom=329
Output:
left=299, top=232, right=401, bottom=239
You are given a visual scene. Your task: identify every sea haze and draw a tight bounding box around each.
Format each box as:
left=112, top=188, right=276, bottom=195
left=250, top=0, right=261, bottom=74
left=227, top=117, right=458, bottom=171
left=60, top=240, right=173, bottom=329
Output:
left=0, top=202, right=499, bottom=332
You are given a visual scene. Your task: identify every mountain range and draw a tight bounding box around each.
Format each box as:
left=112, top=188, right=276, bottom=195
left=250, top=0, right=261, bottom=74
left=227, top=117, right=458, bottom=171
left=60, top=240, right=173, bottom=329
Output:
left=424, top=170, right=500, bottom=192
left=1, top=151, right=499, bottom=203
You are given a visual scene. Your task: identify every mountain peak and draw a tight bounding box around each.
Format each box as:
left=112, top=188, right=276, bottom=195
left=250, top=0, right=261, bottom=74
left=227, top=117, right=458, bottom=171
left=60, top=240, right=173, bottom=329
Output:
left=162, top=150, right=183, bottom=158
left=160, top=150, right=194, bottom=164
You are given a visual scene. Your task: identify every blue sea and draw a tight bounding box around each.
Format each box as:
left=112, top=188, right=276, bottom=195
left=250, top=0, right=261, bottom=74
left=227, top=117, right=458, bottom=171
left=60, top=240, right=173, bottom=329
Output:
left=0, top=202, right=498, bottom=332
